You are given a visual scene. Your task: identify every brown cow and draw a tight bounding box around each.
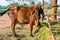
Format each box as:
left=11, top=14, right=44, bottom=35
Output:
left=0, top=5, right=44, bottom=37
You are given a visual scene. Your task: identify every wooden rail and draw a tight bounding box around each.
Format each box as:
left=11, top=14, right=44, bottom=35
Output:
left=44, top=13, right=60, bottom=31
left=43, top=13, right=60, bottom=40
left=45, top=13, right=60, bottom=16
left=44, top=13, right=60, bottom=21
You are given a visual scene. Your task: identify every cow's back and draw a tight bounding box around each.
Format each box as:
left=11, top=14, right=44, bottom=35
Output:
left=17, top=6, right=31, bottom=23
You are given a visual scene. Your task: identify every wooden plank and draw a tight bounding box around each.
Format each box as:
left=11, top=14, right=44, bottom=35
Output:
left=45, top=13, right=60, bottom=16
left=52, top=27, right=60, bottom=28
left=52, top=31, right=60, bottom=32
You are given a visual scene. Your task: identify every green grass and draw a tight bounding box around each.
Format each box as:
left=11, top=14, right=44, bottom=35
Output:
left=54, top=32, right=60, bottom=40
left=0, top=26, right=51, bottom=40
left=44, top=8, right=51, bottom=13
left=34, top=26, right=51, bottom=40
left=0, top=9, right=7, bottom=13
left=0, top=22, right=60, bottom=40
left=57, top=10, right=60, bottom=13
left=40, top=22, right=60, bottom=27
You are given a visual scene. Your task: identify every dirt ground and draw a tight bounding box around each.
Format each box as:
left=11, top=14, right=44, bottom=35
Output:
left=0, top=14, right=11, bottom=32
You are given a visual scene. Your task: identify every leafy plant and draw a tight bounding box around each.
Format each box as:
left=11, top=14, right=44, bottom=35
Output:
left=33, top=26, right=51, bottom=40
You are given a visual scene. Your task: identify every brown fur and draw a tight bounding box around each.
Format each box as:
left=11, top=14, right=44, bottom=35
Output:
left=17, top=6, right=40, bottom=36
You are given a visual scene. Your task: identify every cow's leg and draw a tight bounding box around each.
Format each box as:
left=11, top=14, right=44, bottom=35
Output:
left=34, top=19, right=41, bottom=34
left=30, top=21, right=33, bottom=37
left=14, top=20, right=17, bottom=36
left=11, top=20, right=16, bottom=36
left=8, top=12, right=17, bottom=36
left=11, top=19, right=18, bottom=37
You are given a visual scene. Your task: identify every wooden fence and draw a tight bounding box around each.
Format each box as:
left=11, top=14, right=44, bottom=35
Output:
left=44, top=13, right=60, bottom=40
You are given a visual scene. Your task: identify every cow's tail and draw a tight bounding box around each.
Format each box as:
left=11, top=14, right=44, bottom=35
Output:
left=0, top=9, right=8, bottom=16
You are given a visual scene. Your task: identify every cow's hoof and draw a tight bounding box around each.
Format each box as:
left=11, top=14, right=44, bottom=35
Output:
left=15, top=35, right=20, bottom=37
left=34, top=29, right=39, bottom=34
left=14, top=34, right=17, bottom=37
left=14, top=34, right=19, bottom=37
left=8, top=33, right=17, bottom=37
left=11, top=33, right=17, bottom=37
left=30, top=34, right=33, bottom=37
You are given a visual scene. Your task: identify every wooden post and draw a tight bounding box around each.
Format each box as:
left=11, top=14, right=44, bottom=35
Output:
left=46, top=16, right=56, bottom=40
left=51, top=0, right=57, bottom=21
left=41, top=0, right=44, bottom=10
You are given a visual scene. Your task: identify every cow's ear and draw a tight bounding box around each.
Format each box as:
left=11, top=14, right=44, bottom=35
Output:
left=8, top=8, right=10, bottom=10
left=8, top=7, right=11, bottom=11
left=7, top=6, right=11, bottom=10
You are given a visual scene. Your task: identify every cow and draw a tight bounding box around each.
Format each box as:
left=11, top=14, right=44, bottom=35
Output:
left=0, top=5, right=44, bottom=37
